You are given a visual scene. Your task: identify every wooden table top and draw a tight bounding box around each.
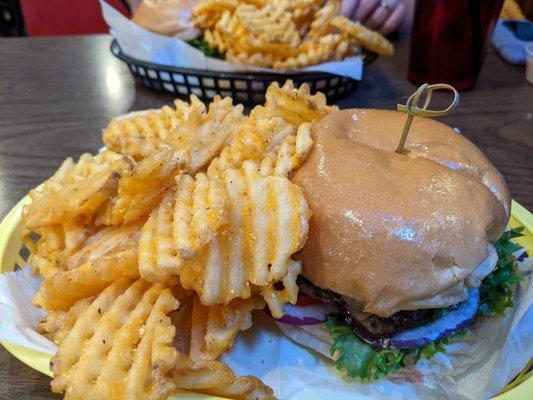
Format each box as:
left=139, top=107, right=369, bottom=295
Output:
left=0, top=34, right=531, bottom=399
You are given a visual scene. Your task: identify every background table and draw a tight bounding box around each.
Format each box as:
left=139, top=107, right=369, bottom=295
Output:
left=0, top=34, right=532, bottom=399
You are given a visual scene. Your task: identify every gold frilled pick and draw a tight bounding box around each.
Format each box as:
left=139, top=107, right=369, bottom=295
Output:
left=395, top=83, right=459, bottom=154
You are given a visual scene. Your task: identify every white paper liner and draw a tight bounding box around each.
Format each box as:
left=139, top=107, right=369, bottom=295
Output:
left=0, top=253, right=531, bottom=399
left=99, top=1, right=364, bottom=80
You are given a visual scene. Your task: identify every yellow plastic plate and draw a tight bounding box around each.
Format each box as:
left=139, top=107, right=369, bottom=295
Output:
left=0, top=196, right=531, bottom=399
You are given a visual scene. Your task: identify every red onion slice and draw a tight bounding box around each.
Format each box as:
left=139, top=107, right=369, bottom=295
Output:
left=277, top=302, right=338, bottom=325
left=390, top=288, right=480, bottom=349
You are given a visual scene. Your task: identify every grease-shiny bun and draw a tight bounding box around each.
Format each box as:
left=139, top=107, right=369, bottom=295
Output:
left=292, top=109, right=510, bottom=317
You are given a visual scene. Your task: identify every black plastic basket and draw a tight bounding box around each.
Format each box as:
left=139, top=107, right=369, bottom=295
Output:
left=111, top=39, right=375, bottom=105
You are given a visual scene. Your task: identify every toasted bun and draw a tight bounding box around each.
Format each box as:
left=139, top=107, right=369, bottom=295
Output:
left=133, top=0, right=200, bottom=39
left=292, top=109, right=510, bottom=317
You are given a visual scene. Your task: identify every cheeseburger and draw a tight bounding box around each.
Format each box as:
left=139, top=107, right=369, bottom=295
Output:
left=276, top=108, right=523, bottom=379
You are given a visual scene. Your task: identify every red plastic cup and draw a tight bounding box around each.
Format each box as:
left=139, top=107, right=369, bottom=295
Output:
left=408, top=0, right=504, bottom=90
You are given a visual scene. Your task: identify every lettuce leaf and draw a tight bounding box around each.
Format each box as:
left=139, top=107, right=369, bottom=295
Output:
left=326, top=316, right=464, bottom=380
left=326, top=227, right=525, bottom=380
left=478, top=226, right=524, bottom=316
left=187, top=38, right=225, bottom=59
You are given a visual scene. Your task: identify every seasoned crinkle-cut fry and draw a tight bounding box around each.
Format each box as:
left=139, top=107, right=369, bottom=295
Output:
left=34, top=223, right=142, bottom=311
left=193, top=0, right=241, bottom=29
left=37, top=298, right=92, bottom=343
left=138, top=173, right=228, bottom=282
left=176, top=173, right=228, bottom=257
left=173, top=95, right=244, bottom=173
left=330, top=15, right=394, bottom=56
left=190, top=295, right=265, bottom=361
left=263, top=80, right=337, bottom=126
left=27, top=225, right=66, bottom=278
left=103, top=107, right=181, bottom=160
left=179, top=160, right=311, bottom=305
left=103, top=95, right=244, bottom=173
left=22, top=151, right=132, bottom=231
left=207, top=115, right=295, bottom=176
left=208, top=82, right=330, bottom=177
left=51, top=279, right=176, bottom=399
left=275, top=0, right=325, bottom=27
left=50, top=278, right=274, bottom=400
left=259, top=122, right=313, bottom=177
left=99, top=146, right=187, bottom=225
left=60, top=222, right=142, bottom=270
left=34, top=243, right=140, bottom=311
left=262, top=259, right=302, bottom=318
left=272, top=33, right=349, bottom=70
left=306, top=0, right=339, bottom=40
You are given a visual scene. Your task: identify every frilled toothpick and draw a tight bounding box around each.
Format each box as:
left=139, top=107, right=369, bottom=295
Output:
left=395, top=83, right=459, bottom=154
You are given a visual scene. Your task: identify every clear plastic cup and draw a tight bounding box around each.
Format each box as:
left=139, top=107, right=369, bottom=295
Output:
left=526, top=43, right=533, bottom=84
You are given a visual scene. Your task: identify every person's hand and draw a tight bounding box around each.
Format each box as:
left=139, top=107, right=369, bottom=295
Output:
left=341, top=0, right=407, bottom=35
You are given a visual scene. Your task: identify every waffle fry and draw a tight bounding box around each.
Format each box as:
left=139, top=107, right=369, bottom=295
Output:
left=207, top=115, right=293, bottom=175
left=234, top=4, right=300, bottom=48
left=202, top=375, right=275, bottom=400
left=217, top=2, right=301, bottom=63
left=103, top=95, right=244, bottom=171
left=34, top=223, right=143, bottom=311
left=330, top=15, right=394, bottom=56
left=28, top=223, right=95, bottom=278
left=103, top=109, right=178, bottom=160
left=50, top=279, right=274, bottom=400
left=31, top=151, right=126, bottom=198
left=307, top=0, right=339, bottom=40
left=28, top=225, right=67, bottom=278
left=138, top=174, right=227, bottom=282
left=60, top=222, right=141, bottom=270
left=277, top=0, right=325, bottom=28
left=138, top=192, right=180, bottom=283
left=34, top=247, right=138, bottom=311
left=179, top=161, right=311, bottom=306
left=22, top=151, right=132, bottom=232
left=258, top=122, right=313, bottom=177
left=263, top=80, right=337, bottom=126
left=51, top=279, right=179, bottom=399
left=190, top=295, right=265, bottom=360
left=174, top=96, right=244, bottom=173
left=273, top=33, right=348, bottom=72
left=208, top=81, right=333, bottom=176
left=261, top=259, right=301, bottom=318
left=98, top=146, right=187, bottom=225
left=193, top=0, right=240, bottom=30
left=37, top=298, right=92, bottom=343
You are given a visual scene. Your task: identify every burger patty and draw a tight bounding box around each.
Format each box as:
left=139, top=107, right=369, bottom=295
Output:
left=297, top=276, right=436, bottom=346
left=348, top=306, right=435, bottom=336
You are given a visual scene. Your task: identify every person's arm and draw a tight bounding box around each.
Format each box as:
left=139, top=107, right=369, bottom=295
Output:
left=341, top=0, right=407, bottom=35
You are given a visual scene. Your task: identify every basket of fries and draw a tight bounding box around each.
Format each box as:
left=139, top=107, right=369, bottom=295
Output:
left=111, top=39, right=376, bottom=105
left=103, top=0, right=390, bottom=105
